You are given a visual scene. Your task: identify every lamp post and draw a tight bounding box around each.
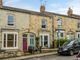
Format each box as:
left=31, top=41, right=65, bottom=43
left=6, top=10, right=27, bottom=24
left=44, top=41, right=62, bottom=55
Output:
left=58, top=29, right=60, bottom=48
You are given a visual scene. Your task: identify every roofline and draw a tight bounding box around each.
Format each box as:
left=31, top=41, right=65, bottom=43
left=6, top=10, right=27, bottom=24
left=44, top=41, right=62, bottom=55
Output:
left=46, top=11, right=80, bottom=19
left=0, top=6, right=79, bottom=19
left=0, top=6, right=51, bottom=17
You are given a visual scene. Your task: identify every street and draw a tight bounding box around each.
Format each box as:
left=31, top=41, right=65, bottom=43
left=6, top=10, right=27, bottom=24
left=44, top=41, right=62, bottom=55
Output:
left=22, top=54, right=77, bottom=60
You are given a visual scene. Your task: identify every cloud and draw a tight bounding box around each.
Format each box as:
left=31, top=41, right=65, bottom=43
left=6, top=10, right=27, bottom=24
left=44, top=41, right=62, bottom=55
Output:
left=3, top=0, right=21, bottom=6
left=48, top=0, right=80, bottom=15
left=3, top=0, right=80, bottom=15
left=67, top=0, right=80, bottom=15
left=3, top=0, right=39, bottom=11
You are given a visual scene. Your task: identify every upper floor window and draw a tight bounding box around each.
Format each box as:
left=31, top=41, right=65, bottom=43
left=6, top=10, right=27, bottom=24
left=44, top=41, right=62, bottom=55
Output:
left=41, top=19, right=47, bottom=29
left=60, top=33, right=64, bottom=37
left=78, top=23, right=80, bottom=28
left=8, top=15, right=14, bottom=26
left=57, top=18, right=62, bottom=28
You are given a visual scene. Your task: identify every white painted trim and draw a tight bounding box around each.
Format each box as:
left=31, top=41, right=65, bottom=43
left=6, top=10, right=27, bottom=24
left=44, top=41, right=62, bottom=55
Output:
left=56, top=30, right=64, bottom=32
left=6, top=33, right=7, bottom=47
left=2, top=32, right=4, bottom=49
left=14, top=34, right=15, bottom=47
left=1, top=47, right=18, bottom=50
left=2, top=32, right=18, bottom=49
left=29, top=33, right=35, bottom=47
left=56, top=30, right=65, bottom=39
left=39, top=33, right=50, bottom=48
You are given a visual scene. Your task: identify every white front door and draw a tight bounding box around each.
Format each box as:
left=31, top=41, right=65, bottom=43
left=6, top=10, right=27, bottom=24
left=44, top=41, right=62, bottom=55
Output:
left=40, top=34, right=50, bottom=48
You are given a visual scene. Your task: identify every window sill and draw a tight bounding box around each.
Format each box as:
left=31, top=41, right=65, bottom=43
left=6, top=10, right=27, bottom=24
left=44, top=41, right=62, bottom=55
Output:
left=1, top=47, right=18, bottom=50
left=41, top=28, right=47, bottom=30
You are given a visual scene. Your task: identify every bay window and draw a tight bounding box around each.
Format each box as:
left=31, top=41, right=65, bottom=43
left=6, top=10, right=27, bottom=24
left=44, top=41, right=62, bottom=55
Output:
left=2, top=32, right=18, bottom=49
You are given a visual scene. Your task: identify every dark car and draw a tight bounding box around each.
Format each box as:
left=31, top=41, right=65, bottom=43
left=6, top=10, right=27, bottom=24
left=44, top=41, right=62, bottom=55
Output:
left=58, top=39, right=80, bottom=56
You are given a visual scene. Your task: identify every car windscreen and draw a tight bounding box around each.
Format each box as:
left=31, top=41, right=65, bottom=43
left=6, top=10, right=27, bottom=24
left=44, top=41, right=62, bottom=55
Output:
left=63, top=40, right=75, bottom=46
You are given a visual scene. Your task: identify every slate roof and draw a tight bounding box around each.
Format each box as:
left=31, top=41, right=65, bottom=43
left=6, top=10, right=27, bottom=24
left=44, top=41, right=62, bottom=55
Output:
left=0, top=6, right=80, bottom=19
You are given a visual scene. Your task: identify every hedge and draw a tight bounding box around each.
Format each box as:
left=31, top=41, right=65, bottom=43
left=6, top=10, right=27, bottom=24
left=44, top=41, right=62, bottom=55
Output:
left=53, top=39, right=68, bottom=48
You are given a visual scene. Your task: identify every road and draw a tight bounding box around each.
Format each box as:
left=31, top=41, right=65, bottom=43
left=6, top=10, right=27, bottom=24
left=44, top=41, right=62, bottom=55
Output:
left=22, top=54, right=77, bottom=60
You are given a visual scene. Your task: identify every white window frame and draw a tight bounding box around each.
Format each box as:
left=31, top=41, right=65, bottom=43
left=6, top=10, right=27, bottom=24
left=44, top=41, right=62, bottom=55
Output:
left=2, top=32, right=18, bottom=49
left=41, top=19, right=47, bottom=29
left=40, top=33, right=50, bottom=48
left=7, top=14, right=14, bottom=26
left=56, top=30, right=64, bottom=39
left=29, top=34, right=35, bottom=47
left=76, top=32, right=80, bottom=38
left=57, top=18, right=62, bottom=28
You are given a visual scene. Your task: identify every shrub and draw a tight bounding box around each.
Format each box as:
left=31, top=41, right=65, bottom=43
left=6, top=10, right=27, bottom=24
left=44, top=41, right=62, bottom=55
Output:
left=53, top=39, right=68, bottom=48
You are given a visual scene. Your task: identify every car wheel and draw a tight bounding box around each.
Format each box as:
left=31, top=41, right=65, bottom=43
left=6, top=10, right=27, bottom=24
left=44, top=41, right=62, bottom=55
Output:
left=70, top=50, right=74, bottom=56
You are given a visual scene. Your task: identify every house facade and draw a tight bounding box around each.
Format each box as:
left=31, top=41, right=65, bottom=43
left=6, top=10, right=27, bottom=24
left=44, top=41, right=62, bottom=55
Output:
left=29, top=13, right=53, bottom=48
left=0, top=6, right=30, bottom=51
left=67, top=8, right=80, bottom=39
left=0, top=0, right=53, bottom=52
left=53, top=14, right=78, bottom=40
left=0, top=0, right=80, bottom=52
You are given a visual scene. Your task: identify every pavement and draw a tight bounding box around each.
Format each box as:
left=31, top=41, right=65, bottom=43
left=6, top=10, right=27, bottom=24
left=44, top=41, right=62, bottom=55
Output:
left=24, top=54, right=77, bottom=60
left=2, top=52, right=57, bottom=60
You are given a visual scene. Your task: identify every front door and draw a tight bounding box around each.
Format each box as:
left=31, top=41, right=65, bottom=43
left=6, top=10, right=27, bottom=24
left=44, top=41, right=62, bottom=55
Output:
left=30, top=34, right=35, bottom=46
left=23, top=34, right=27, bottom=52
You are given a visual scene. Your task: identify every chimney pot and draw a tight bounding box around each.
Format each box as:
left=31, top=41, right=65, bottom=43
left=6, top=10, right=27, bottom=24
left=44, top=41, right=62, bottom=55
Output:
left=0, top=0, right=2, bottom=8
left=40, top=5, right=45, bottom=13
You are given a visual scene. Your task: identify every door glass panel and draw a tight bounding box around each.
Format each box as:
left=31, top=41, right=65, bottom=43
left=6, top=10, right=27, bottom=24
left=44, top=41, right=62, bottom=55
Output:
left=30, top=34, right=35, bottom=46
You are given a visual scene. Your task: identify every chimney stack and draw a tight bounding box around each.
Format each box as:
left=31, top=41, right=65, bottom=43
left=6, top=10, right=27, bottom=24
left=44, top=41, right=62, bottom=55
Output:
left=0, top=0, right=2, bottom=8
left=67, top=8, right=73, bottom=16
left=40, top=5, right=45, bottom=13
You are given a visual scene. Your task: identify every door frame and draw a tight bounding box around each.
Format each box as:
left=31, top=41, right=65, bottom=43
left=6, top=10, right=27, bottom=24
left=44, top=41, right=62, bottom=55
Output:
left=29, top=33, right=36, bottom=47
left=23, top=34, right=28, bottom=51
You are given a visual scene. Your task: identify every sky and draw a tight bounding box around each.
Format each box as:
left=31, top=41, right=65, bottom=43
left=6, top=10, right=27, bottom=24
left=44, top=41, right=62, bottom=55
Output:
left=3, top=0, right=80, bottom=15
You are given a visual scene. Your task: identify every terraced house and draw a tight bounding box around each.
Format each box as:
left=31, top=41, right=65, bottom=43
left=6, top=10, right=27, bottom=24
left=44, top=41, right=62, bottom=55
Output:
left=0, top=0, right=80, bottom=53
left=0, top=0, right=53, bottom=52
left=45, top=8, right=78, bottom=41
left=52, top=9, right=78, bottom=40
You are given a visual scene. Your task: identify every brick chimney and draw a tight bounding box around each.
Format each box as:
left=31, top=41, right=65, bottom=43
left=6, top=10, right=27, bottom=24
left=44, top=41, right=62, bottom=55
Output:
left=40, top=5, right=45, bottom=13
left=67, top=8, right=73, bottom=16
left=0, top=0, right=2, bottom=8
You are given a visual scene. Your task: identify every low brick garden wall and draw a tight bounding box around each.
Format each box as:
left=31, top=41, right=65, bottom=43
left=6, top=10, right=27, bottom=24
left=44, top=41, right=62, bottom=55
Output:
left=0, top=48, right=57, bottom=59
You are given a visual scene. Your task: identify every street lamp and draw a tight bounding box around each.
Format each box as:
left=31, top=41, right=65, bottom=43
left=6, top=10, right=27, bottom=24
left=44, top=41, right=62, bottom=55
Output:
left=58, top=29, right=60, bottom=48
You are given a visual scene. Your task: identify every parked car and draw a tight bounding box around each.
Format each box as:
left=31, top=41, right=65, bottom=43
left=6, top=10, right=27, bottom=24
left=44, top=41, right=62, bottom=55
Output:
left=57, top=39, right=80, bottom=56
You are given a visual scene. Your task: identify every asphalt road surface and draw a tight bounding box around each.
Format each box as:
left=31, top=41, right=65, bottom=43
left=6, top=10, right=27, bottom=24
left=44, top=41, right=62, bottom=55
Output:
left=21, top=54, right=77, bottom=60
